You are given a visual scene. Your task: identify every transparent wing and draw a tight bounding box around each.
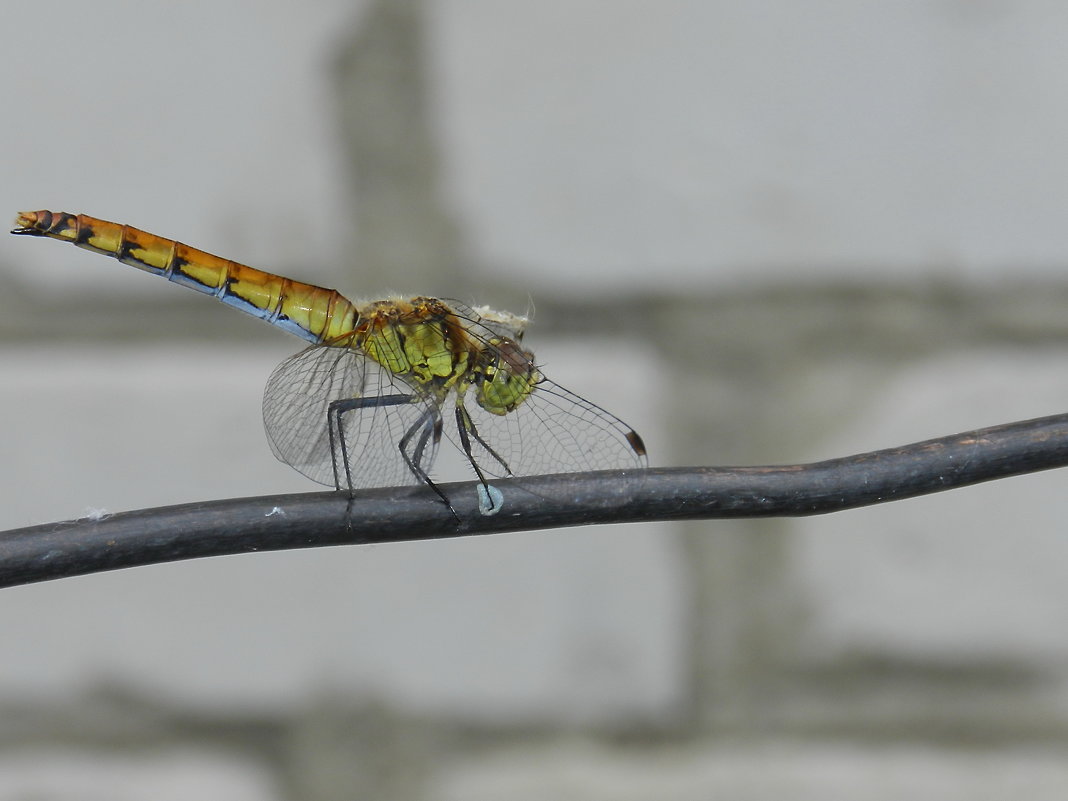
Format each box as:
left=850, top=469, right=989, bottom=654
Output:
left=449, top=378, right=648, bottom=480
left=263, top=343, right=441, bottom=489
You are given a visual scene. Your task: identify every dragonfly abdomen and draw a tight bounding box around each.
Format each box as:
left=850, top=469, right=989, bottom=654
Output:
left=12, top=211, right=357, bottom=344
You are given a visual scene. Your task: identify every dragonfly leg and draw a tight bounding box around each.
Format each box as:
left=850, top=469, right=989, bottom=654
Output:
left=327, top=393, right=417, bottom=494
left=326, top=394, right=457, bottom=519
left=327, top=400, right=348, bottom=493
left=454, top=403, right=513, bottom=513
left=398, top=411, right=458, bottom=519
left=407, top=413, right=443, bottom=474
left=455, top=403, right=513, bottom=476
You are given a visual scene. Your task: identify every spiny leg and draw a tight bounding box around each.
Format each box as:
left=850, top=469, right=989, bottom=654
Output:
left=455, top=402, right=514, bottom=476
left=409, top=414, right=442, bottom=472
left=327, top=400, right=347, bottom=492
left=327, top=393, right=418, bottom=494
left=398, top=410, right=457, bottom=518
left=325, top=393, right=460, bottom=520
left=454, top=402, right=513, bottom=513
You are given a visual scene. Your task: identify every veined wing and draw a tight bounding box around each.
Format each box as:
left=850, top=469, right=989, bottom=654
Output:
left=450, top=377, right=648, bottom=481
left=263, top=341, right=441, bottom=489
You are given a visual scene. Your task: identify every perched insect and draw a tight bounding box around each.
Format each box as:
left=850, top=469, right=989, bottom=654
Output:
left=12, top=211, right=647, bottom=513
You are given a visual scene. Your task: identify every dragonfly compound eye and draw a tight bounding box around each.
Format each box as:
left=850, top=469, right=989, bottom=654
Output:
left=474, top=338, right=539, bottom=415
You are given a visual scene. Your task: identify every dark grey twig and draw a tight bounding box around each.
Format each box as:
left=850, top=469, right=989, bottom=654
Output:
left=3, top=412, right=1068, bottom=589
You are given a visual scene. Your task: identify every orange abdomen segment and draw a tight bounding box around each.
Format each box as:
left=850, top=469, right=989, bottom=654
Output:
left=13, top=210, right=357, bottom=344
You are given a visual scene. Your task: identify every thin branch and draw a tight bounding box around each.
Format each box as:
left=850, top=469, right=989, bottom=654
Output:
left=3, top=412, right=1068, bottom=589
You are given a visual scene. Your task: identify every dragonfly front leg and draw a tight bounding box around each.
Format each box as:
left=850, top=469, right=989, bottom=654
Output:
left=455, top=403, right=513, bottom=477
left=454, top=402, right=513, bottom=514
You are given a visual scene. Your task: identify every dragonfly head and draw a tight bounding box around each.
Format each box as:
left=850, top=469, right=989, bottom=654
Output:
left=473, top=337, right=539, bottom=415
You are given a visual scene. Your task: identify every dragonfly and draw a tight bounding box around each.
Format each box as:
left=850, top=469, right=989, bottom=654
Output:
left=11, top=210, right=647, bottom=514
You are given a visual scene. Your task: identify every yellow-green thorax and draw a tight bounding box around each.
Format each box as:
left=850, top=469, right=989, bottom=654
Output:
left=355, top=297, right=473, bottom=391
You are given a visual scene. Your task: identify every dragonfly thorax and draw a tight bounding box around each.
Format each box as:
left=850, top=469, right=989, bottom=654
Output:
left=355, top=297, right=475, bottom=390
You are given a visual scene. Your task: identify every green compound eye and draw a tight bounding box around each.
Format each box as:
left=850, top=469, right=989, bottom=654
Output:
left=475, top=338, right=539, bottom=416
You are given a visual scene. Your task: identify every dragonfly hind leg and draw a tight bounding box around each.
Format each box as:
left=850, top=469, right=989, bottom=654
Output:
left=327, top=393, right=417, bottom=493
left=327, top=395, right=456, bottom=518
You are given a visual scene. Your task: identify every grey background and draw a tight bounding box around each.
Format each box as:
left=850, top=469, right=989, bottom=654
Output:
left=2, top=1, right=1068, bottom=798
